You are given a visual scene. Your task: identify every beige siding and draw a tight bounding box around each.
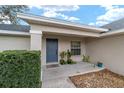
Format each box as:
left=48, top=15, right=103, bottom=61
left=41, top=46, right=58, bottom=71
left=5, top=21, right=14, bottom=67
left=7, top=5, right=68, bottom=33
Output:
left=0, top=35, right=30, bottom=51
left=86, top=34, right=124, bottom=75
left=42, top=34, right=86, bottom=65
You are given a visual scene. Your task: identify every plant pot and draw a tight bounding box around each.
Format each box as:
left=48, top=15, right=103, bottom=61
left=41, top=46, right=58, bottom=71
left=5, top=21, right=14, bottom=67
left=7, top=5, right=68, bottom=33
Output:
left=97, top=62, right=103, bottom=67
left=60, top=59, right=66, bottom=65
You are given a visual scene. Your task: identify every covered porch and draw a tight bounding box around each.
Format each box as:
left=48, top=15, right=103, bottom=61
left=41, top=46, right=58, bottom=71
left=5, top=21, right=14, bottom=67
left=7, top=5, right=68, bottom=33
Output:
left=42, top=32, right=86, bottom=65
left=31, top=31, right=98, bottom=66
left=30, top=27, right=102, bottom=66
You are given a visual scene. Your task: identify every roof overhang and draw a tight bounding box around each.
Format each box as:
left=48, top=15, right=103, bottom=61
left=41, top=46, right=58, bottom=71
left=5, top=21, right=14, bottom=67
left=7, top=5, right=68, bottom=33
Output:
left=0, top=30, right=30, bottom=36
left=100, top=28, right=124, bottom=37
left=17, top=13, right=108, bottom=33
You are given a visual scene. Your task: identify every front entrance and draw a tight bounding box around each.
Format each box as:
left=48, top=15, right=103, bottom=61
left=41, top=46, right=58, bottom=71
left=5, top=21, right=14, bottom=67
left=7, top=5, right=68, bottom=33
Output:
left=46, top=38, right=58, bottom=63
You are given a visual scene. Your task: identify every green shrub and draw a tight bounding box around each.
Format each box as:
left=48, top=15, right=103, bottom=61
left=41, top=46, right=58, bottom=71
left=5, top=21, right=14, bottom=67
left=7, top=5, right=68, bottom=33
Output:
left=67, top=59, right=76, bottom=64
left=82, top=55, right=90, bottom=62
left=60, top=50, right=76, bottom=65
left=60, top=51, right=66, bottom=59
left=60, top=59, right=66, bottom=65
left=59, top=51, right=66, bottom=65
left=0, top=50, right=41, bottom=88
left=66, top=49, right=72, bottom=60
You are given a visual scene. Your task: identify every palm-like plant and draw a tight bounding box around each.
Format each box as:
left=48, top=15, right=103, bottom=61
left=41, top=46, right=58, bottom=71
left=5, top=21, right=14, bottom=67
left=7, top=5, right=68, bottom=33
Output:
left=66, top=49, right=72, bottom=60
left=82, top=55, right=90, bottom=62
left=60, top=50, right=76, bottom=65
left=66, top=49, right=74, bottom=64
left=60, top=51, right=66, bottom=60
left=59, top=51, right=66, bottom=65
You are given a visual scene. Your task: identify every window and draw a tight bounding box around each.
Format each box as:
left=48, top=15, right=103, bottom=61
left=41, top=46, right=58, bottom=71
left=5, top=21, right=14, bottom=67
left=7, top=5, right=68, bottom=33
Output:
left=71, top=41, right=81, bottom=55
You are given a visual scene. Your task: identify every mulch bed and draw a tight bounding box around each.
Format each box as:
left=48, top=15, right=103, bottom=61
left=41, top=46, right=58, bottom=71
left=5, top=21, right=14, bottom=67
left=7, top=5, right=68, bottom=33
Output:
left=69, top=69, right=124, bottom=88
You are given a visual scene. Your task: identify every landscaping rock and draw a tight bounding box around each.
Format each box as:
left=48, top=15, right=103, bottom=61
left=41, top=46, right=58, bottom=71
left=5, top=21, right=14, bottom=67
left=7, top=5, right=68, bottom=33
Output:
left=70, top=69, right=124, bottom=88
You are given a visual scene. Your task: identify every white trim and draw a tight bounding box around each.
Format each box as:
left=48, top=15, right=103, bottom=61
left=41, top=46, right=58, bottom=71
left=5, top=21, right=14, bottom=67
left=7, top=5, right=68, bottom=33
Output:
left=1, top=28, right=124, bottom=38
left=100, top=29, right=124, bottom=37
left=46, top=62, right=59, bottom=65
left=17, top=13, right=108, bottom=33
left=69, top=67, right=105, bottom=77
left=30, top=30, right=42, bottom=34
left=0, top=30, right=30, bottom=36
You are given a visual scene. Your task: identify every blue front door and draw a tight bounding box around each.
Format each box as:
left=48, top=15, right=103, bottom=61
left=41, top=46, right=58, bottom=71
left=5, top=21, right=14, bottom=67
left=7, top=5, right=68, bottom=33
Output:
left=46, top=39, right=58, bottom=63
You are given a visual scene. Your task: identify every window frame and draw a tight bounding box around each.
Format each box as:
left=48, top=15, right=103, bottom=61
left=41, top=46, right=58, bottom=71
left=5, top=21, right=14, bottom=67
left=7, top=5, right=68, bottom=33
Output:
left=71, top=41, right=81, bottom=55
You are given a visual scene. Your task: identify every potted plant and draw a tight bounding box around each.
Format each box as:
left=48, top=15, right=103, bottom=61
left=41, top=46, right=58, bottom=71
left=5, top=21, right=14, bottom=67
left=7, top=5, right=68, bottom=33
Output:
left=66, top=50, right=72, bottom=64
left=66, top=49, right=76, bottom=64
left=59, top=51, right=66, bottom=65
left=82, top=55, right=90, bottom=62
left=97, top=61, right=103, bottom=67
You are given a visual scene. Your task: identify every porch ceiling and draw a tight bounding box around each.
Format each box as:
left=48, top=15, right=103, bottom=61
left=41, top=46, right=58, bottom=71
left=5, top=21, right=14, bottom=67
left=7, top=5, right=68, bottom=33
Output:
left=42, top=31, right=99, bottom=38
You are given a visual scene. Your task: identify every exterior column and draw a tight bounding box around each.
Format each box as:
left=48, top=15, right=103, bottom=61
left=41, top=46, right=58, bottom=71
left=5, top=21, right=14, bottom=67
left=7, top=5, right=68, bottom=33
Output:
left=30, top=30, right=42, bottom=50
left=30, top=30, right=42, bottom=81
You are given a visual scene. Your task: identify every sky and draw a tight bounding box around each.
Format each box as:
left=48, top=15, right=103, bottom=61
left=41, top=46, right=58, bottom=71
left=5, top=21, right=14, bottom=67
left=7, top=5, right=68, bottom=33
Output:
left=27, top=5, right=124, bottom=27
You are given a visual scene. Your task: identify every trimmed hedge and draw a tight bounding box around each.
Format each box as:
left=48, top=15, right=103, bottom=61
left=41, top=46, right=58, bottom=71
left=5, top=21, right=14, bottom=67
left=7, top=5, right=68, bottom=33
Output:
left=0, top=50, right=41, bottom=88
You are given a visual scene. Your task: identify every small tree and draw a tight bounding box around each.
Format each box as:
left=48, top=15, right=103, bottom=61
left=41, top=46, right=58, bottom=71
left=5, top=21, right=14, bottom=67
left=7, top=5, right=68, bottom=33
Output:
left=82, top=55, right=90, bottom=62
left=0, top=5, right=29, bottom=24
left=60, top=51, right=66, bottom=60
left=59, top=51, right=66, bottom=65
left=60, top=50, right=76, bottom=65
left=66, top=49, right=75, bottom=64
left=66, top=49, right=72, bottom=60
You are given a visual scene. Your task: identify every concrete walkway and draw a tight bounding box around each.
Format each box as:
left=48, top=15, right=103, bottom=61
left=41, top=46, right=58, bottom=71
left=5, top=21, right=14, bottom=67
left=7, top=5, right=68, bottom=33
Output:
left=42, top=62, right=104, bottom=88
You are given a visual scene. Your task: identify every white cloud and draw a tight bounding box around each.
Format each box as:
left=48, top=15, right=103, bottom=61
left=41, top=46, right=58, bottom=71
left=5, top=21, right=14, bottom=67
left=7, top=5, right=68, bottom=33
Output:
left=40, top=5, right=79, bottom=12
left=88, top=22, right=95, bottom=26
left=29, top=5, right=79, bottom=11
left=68, top=17, right=80, bottom=21
left=29, top=5, right=80, bottom=22
left=43, top=10, right=58, bottom=17
left=41, top=5, right=80, bottom=22
left=89, top=5, right=124, bottom=26
left=95, top=21, right=108, bottom=26
left=28, top=5, right=42, bottom=9
left=43, top=11, right=79, bottom=21
left=100, top=5, right=116, bottom=11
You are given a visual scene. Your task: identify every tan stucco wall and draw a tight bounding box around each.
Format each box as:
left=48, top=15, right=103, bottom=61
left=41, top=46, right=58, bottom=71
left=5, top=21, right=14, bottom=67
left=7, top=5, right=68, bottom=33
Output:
left=30, top=33, right=42, bottom=50
left=0, top=35, right=30, bottom=51
left=42, top=34, right=86, bottom=65
left=86, top=34, right=124, bottom=75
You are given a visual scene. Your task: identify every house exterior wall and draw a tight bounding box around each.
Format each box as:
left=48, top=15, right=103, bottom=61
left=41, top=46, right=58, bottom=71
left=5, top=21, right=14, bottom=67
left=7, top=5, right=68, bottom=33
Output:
left=86, top=34, right=124, bottom=75
left=42, top=34, right=86, bottom=65
left=0, top=35, right=30, bottom=51
left=30, top=32, right=42, bottom=50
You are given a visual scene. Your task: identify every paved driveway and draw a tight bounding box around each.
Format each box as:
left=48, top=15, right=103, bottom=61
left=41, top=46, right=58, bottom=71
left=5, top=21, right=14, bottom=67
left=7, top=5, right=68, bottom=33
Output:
left=42, top=62, right=104, bottom=88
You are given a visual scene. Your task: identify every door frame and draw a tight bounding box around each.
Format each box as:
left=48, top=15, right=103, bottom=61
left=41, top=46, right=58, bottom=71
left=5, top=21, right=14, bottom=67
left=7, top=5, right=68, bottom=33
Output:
left=46, top=38, right=58, bottom=63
